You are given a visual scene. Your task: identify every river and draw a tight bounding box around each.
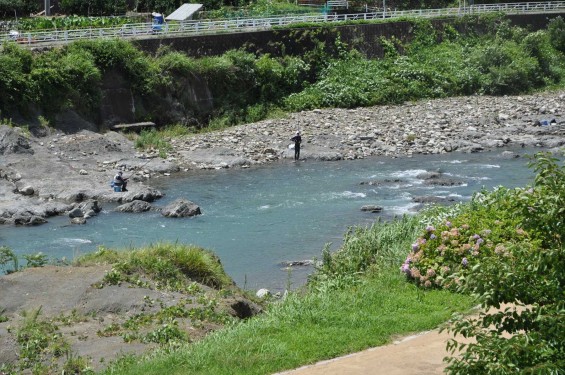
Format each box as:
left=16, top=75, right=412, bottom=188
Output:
left=0, top=147, right=544, bottom=292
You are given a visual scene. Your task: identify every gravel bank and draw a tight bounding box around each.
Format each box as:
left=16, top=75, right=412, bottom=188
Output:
left=1, top=91, right=564, bottom=226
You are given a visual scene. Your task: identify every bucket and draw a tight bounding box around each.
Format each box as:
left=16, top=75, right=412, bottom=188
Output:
left=113, top=185, right=122, bottom=192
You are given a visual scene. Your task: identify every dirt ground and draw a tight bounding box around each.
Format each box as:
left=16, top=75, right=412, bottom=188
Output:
left=0, top=265, right=259, bottom=373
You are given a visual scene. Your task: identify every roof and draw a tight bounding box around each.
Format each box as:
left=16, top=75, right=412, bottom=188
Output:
left=165, top=3, right=203, bottom=21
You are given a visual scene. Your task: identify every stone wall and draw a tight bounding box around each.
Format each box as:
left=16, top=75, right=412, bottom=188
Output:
left=134, top=12, right=565, bottom=58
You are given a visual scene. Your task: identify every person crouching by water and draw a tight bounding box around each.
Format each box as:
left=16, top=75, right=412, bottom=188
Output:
left=113, top=171, right=128, bottom=192
left=290, top=130, right=302, bottom=161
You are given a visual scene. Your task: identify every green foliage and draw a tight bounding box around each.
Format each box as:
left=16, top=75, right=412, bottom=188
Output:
left=59, top=0, right=128, bottom=16
left=15, top=307, right=69, bottom=370
left=75, top=242, right=234, bottom=290
left=22, top=252, right=48, bottom=268
left=0, top=246, right=19, bottom=274
left=310, top=216, right=423, bottom=288
left=516, top=153, right=565, bottom=247
left=67, top=39, right=160, bottom=94
left=396, top=152, right=565, bottom=373
left=548, top=16, right=565, bottom=53
left=0, top=308, right=8, bottom=323
left=15, top=15, right=138, bottom=31
left=62, top=354, right=94, bottom=374
left=0, top=0, right=38, bottom=19
left=0, top=43, right=33, bottom=111
left=134, top=128, right=173, bottom=158
left=471, top=41, right=542, bottom=95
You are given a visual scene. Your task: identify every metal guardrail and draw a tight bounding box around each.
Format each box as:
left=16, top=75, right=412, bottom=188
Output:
left=2, top=1, right=565, bottom=47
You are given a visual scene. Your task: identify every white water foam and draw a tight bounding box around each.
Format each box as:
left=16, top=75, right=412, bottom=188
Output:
left=58, top=238, right=92, bottom=244
left=390, top=169, right=427, bottom=178
left=325, top=191, right=367, bottom=200
left=390, top=203, right=420, bottom=214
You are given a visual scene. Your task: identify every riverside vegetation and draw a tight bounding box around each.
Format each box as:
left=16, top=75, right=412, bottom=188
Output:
left=1, top=11, right=564, bottom=375
left=2, top=14, right=565, bottom=136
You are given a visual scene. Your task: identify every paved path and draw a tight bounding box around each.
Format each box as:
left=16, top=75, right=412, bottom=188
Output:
left=275, top=328, right=472, bottom=375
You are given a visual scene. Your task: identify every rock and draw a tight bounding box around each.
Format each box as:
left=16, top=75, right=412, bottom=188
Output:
left=76, top=199, right=101, bottom=217
left=67, top=199, right=101, bottom=219
left=224, top=297, right=262, bottom=319
left=160, top=198, right=201, bottom=218
left=500, top=151, right=519, bottom=159
left=256, top=288, right=271, bottom=298
left=423, top=178, right=465, bottom=187
left=127, top=188, right=164, bottom=203
left=68, top=207, right=84, bottom=218
left=0, top=126, right=34, bottom=155
left=361, top=205, right=383, bottom=213
left=280, top=260, right=314, bottom=267
left=416, top=171, right=442, bottom=180
left=412, top=196, right=457, bottom=203
left=13, top=214, right=47, bottom=226
left=360, top=179, right=404, bottom=186
left=18, top=186, right=34, bottom=196
left=71, top=217, right=87, bottom=225
left=115, top=200, right=153, bottom=213
left=417, top=171, right=465, bottom=186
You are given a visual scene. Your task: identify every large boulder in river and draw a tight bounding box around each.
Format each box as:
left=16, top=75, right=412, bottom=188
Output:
left=160, top=198, right=201, bottom=218
left=74, top=199, right=102, bottom=218
left=116, top=200, right=153, bottom=213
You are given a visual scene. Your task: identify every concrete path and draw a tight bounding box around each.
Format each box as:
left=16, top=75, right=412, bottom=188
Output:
left=275, top=328, right=471, bottom=375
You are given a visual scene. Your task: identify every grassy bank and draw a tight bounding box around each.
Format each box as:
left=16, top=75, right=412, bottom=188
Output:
left=105, top=270, right=473, bottom=375
left=102, top=216, right=475, bottom=374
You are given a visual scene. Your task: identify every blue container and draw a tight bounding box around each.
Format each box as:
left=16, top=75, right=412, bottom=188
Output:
left=113, top=185, right=122, bottom=192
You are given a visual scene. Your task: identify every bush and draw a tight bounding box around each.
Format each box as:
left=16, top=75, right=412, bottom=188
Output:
left=471, top=40, right=543, bottom=95
left=399, top=152, right=565, bottom=373
left=0, top=43, right=33, bottom=111
left=548, top=16, right=565, bottom=53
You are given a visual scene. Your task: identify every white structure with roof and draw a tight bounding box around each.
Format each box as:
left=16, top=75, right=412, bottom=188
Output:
left=166, top=3, right=203, bottom=21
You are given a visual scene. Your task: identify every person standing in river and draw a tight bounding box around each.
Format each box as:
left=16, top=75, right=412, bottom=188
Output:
left=290, top=130, right=302, bottom=161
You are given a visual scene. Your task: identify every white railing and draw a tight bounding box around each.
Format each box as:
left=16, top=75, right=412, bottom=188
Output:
left=2, top=1, right=564, bottom=47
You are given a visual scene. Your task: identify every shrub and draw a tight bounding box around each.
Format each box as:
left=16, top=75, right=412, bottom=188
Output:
left=399, top=152, right=565, bottom=373
left=548, top=16, right=565, bottom=53
left=471, top=40, right=543, bottom=95
left=0, top=246, right=19, bottom=274
left=0, top=43, right=33, bottom=111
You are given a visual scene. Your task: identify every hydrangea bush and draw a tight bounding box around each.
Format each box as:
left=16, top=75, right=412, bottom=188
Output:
left=401, top=152, right=565, bottom=373
left=400, top=189, right=538, bottom=290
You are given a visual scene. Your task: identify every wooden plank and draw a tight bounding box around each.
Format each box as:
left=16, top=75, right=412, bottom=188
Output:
left=110, top=122, right=156, bottom=131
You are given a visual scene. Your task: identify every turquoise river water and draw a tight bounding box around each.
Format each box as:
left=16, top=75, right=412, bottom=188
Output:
left=0, top=147, right=548, bottom=292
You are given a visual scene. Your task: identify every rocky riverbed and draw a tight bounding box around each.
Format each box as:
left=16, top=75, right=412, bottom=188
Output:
left=1, top=90, right=564, bottom=226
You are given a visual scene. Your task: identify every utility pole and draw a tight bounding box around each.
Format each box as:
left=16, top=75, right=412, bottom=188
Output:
left=45, top=0, right=51, bottom=16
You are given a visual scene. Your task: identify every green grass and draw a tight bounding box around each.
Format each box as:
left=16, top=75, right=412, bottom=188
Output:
left=132, top=125, right=195, bottom=158
left=75, top=242, right=234, bottom=291
left=102, top=215, right=474, bottom=375
left=104, top=268, right=473, bottom=375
